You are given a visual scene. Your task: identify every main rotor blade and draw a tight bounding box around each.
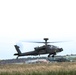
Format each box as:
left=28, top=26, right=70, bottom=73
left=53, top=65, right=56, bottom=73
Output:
left=31, top=42, right=49, bottom=43
left=22, top=41, right=45, bottom=43
left=49, top=41, right=65, bottom=43
left=22, top=41, right=48, bottom=43
left=22, top=41, right=66, bottom=43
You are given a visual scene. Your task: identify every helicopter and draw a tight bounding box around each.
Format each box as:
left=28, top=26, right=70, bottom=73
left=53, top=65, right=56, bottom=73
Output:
left=14, top=38, right=63, bottom=59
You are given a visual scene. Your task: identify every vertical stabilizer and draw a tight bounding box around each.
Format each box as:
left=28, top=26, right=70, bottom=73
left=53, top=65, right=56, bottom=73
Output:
left=14, top=45, right=21, bottom=55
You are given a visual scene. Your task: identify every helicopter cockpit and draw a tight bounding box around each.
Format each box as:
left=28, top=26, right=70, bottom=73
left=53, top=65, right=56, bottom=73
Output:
left=48, top=45, right=59, bottom=49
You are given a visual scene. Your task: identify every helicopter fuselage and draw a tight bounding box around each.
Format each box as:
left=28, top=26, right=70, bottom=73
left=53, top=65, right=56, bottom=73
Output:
left=34, top=45, right=63, bottom=55
left=14, top=38, right=63, bottom=59
left=14, top=45, right=63, bottom=58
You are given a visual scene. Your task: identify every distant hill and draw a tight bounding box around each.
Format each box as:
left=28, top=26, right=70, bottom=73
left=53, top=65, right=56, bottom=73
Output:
left=0, top=57, right=47, bottom=64
left=0, top=55, right=76, bottom=64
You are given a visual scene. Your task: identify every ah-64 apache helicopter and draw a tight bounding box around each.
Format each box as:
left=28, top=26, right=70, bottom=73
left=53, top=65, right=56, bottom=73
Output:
left=14, top=38, right=63, bottom=59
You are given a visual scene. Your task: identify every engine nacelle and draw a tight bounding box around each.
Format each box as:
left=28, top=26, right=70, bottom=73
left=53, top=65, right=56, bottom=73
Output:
left=34, top=46, right=46, bottom=51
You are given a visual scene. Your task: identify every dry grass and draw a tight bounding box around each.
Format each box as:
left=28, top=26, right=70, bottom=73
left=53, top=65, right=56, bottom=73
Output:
left=0, top=62, right=76, bottom=75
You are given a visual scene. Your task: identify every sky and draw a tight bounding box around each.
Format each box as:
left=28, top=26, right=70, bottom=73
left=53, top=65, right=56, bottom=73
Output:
left=0, top=0, right=76, bottom=59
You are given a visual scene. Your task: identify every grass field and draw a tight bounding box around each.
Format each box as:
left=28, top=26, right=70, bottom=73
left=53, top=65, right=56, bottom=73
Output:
left=0, top=62, right=76, bottom=75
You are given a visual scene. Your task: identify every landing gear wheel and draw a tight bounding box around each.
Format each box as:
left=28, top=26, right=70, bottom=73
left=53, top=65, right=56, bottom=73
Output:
left=48, top=54, right=50, bottom=57
left=52, top=55, right=54, bottom=58
left=16, top=56, right=18, bottom=59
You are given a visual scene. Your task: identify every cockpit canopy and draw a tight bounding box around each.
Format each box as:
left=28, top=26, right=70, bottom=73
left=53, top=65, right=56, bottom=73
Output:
left=48, top=45, right=59, bottom=49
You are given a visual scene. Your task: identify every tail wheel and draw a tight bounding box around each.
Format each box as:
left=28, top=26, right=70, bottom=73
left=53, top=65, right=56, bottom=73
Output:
left=16, top=56, right=19, bottom=59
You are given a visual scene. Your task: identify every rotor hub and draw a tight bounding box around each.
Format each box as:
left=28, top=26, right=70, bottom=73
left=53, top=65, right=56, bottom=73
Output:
left=44, top=38, right=49, bottom=41
left=44, top=38, right=49, bottom=46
